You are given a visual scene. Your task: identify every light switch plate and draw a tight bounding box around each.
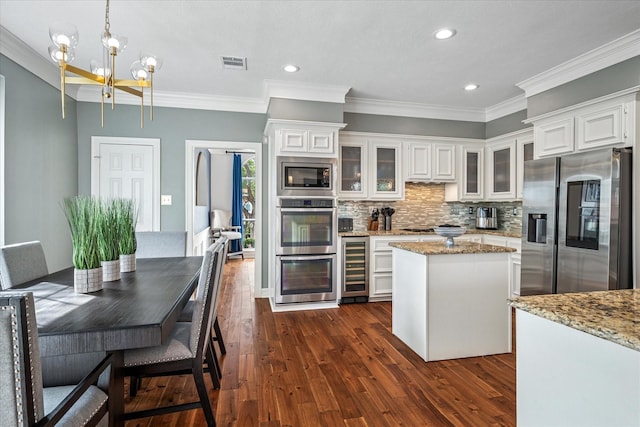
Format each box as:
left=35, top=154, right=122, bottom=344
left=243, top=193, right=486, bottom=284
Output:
left=161, top=195, right=172, bottom=206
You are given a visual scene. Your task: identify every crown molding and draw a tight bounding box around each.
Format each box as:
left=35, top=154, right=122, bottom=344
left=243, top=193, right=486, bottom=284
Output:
left=344, top=96, right=487, bottom=122
left=0, top=25, right=82, bottom=98
left=263, top=80, right=351, bottom=104
left=484, top=95, right=527, bottom=122
left=75, top=86, right=266, bottom=113
left=517, top=29, right=640, bottom=98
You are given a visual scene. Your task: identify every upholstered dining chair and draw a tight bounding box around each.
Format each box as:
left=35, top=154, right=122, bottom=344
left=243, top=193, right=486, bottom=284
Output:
left=135, top=231, right=187, bottom=258
left=123, top=241, right=223, bottom=427
left=0, top=241, right=49, bottom=289
left=0, top=292, right=113, bottom=427
left=210, top=209, right=243, bottom=259
left=177, top=236, right=229, bottom=383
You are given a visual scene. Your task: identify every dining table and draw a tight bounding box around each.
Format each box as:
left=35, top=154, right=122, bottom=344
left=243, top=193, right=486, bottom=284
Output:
left=11, top=256, right=203, bottom=427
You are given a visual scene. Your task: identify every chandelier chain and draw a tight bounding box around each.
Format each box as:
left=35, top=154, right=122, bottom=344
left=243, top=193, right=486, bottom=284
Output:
left=104, top=0, right=111, bottom=34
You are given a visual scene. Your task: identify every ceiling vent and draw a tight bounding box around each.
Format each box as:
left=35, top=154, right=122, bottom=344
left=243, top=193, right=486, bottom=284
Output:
left=221, top=56, right=247, bottom=70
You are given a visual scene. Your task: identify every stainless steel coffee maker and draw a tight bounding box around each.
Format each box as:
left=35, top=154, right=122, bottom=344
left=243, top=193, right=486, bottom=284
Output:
left=476, top=207, right=498, bottom=230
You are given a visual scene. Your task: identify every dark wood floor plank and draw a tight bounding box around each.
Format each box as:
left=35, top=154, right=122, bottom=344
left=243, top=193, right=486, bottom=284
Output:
left=125, top=258, right=516, bottom=426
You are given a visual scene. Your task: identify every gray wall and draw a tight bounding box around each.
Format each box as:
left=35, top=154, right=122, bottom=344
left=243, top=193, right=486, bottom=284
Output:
left=527, top=56, right=640, bottom=118
left=267, top=98, right=344, bottom=123
left=343, top=112, right=486, bottom=139
left=485, top=110, right=531, bottom=139
left=76, top=102, right=266, bottom=231
left=0, top=55, right=78, bottom=273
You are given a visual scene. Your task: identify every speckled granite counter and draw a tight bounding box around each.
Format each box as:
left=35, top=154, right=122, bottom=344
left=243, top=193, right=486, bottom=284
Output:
left=339, top=229, right=521, bottom=238
left=390, top=241, right=516, bottom=255
left=510, top=290, right=640, bottom=352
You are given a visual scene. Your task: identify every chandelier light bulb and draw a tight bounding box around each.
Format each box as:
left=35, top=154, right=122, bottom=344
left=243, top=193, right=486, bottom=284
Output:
left=102, top=33, right=128, bottom=53
left=49, top=22, right=79, bottom=48
left=90, top=60, right=111, bottom=77
left=140, top=53, right=163, bottom=72
left=48, top=45, right=75, bottom=63
left=130, top=61, right=148, bottom=80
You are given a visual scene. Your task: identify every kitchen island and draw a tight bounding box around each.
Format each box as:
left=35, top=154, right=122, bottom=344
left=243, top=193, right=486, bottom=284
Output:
left=390, top=241, right=515, bottom=362
left=510, top=291, right=640, bottom=427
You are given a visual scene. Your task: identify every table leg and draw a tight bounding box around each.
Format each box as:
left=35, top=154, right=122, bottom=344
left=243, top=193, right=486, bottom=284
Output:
left=109, top=350, right=125, bottom=427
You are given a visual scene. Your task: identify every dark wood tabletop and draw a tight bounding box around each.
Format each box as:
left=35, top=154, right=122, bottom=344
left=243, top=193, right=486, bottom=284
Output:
left=12, top=256, right=203, bottom=427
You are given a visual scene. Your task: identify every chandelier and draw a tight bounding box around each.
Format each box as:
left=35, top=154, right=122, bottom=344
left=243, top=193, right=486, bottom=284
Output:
left=47, top=0, right=162, bottom=127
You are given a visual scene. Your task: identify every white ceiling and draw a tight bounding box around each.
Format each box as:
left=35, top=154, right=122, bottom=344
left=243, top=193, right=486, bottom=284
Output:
left=1, top=0, right=639, bottom=120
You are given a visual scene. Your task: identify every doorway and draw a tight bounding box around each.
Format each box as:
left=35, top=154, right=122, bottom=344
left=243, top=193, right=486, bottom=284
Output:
left=185, top=140, right=263, bottom=296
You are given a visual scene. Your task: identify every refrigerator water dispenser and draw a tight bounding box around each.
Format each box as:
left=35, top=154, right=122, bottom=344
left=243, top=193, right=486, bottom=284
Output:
left=527, top=214, right=547, bottom=244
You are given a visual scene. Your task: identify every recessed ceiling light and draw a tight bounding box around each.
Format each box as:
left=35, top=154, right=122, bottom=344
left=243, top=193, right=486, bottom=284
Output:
left=434, top=28, right=456, bottom=40
left=464, top=84, right=479, bottom=91
left=283, top=64, right=300, bottom=73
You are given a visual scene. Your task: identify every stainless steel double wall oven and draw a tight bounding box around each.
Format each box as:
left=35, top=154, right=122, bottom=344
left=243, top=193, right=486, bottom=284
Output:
left=275, top=196, right=338, bottom=304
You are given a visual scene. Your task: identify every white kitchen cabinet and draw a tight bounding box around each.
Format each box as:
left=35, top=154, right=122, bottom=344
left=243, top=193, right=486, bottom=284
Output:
left=511, top=253, right=521, bottom=297
left=405, top=141, right=432, bottom=181
left=516, top=131, right=534, bottom=200
left=433, top=144, right=456, bottom=181
left=528, top=90, right=636, bottom=158
left=339, top=133, right=403, bottom=200
left=369, top=235, right=420, bottom=301
left=576, top=98, right=633, bottom=151
left=371, top=140, right=403, bottom=200
left=482, top=235, right=521, bottom=298
left=534, top=117, right=574, bottom=158
left=269, top=120, right=345, bottom=157
left=460, top=145, right=484, bottom=200
left=338, top=140, right=368, bottom=199
left=486, top=137, right=517, bottom=200
left=404, top=141, right=456, bottom=182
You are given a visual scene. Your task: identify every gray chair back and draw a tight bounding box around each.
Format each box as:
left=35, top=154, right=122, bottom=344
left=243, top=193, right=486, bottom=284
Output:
left=189, top=242, right=222, bottom=357
left=135, top=231, right=187, bottom=259
left=0, top=241, right=49, bottom=290
left=0, top=292, right=45, bottom=426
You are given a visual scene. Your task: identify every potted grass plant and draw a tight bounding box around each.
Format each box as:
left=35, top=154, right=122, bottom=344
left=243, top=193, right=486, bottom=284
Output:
left=61, top=196, right=103, bottom=293
left=115, top=198, right=138, bottom=272
left=98, top=199, right=121, bottom=281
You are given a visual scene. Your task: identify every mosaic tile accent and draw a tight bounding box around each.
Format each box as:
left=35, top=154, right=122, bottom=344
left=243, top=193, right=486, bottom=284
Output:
left=338, top=182, right=522, bottom=235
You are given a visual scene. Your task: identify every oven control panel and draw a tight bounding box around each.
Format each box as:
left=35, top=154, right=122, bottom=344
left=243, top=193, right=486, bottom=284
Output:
left=279, top=198, right=334, bottom=208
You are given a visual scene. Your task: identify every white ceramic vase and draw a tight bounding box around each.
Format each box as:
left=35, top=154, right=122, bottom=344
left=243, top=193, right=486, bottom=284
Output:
left=74, top=267, right=103, bottom=293
left=101, top=259, right=121, bottom=282
left=120, top=253, right=136, bottom=273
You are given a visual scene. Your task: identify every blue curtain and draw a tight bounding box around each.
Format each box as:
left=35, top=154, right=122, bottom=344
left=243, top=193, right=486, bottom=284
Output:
left=231, top=154, right=243, bottom=253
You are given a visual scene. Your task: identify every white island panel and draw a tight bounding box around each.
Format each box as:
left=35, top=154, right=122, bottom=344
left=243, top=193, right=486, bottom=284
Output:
left=516, top=309, right=640, bottom=427
left=392, top=245, right=512, bottom=362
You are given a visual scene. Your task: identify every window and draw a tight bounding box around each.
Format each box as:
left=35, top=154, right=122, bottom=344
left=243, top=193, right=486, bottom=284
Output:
left=241, top=157, right=256, bottom=248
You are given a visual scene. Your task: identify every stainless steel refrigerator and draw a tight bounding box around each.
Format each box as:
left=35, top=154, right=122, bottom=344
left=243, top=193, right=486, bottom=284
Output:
left=521, top=147, right=632, bottom=295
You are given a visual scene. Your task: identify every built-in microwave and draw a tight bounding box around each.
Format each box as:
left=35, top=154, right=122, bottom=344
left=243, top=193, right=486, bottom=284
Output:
left=277, top=156, right=336, bottom=197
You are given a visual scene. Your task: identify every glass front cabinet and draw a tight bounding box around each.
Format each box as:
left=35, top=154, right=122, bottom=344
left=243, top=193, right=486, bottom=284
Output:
left=486, top=137, right=517, bottom=200
left=338, top=140, right=368, bottom=199
left=371, top=141, right=403, bottom=199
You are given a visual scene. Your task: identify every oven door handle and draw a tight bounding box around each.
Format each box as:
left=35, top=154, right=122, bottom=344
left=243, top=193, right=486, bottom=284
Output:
left=277, top=254, right=337, bottom=261
left=277, top=208, right=336, bottom=213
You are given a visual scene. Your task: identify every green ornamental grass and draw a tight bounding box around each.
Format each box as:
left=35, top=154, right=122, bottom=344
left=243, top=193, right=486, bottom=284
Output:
left=115, top=198, right=138, bottom=255
left=97, top=199, right=120, bottom=262
left=61, top=196, right=101, bottom=270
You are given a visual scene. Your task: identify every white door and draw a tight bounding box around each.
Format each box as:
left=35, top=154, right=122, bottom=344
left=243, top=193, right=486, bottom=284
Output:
left=91, top=137, right=160, bottom=231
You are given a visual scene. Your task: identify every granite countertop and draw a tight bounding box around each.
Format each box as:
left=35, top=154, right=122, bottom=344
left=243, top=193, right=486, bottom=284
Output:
left=339, top=229, right=521, bottom=238
left=510, top=290, right=640, bottom=352
left=389, top=241, right=517, bottom=255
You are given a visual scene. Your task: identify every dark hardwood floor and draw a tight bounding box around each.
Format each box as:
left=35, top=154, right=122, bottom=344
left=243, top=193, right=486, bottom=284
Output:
left=125, top=258, right=516, bottom=426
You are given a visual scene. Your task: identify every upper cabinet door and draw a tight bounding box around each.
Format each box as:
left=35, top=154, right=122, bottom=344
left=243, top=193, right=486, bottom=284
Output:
left=432, top=144, right=456, bottom=181
left=460, top=145, right=484, bottom=200
left=534, top=117, right=574, bottom=158
left=405, top=141, right=432, bottom=181
left=371, top=141, right=403, bottom=200
left=576, top=101, right=627, bottom=151
left=516, top=131, right=534, bottom=200
left=308, top=129, right=336, bottom=154
left=279, top=129, right=308, bottom=153
left=486, top=137, right=516, bottom=200
left=338, top=140, right=368, bottom=199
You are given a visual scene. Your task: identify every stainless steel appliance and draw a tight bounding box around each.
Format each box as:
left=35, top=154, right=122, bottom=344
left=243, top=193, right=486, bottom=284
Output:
left=476, top=207, right=498, bottom=229
left=338, top=217, right=353, bottom=232
left=521, top=147, right=632, bottom=295
left=340, top=237, right=368, bottom=304
left=277, top=156, right=336, bottom=197
left=276, top=198, right=337, bottom=303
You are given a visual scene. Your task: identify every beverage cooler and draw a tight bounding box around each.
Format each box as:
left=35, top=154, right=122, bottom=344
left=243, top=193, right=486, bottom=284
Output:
left=340, top=237, right=369, bottom=304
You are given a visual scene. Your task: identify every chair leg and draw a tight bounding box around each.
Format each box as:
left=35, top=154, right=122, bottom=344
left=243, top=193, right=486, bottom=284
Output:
left=205, top=342, right=221, bottom=389
left=193, top=363, right=217, bottom=427
left=129, top=375, right=142, bottom=397
left=213, top=317, right=226, bottom=355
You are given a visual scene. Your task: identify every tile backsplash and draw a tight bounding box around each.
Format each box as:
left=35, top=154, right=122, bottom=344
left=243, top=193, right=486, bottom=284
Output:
left=338, top=182, right=522, bottom=235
